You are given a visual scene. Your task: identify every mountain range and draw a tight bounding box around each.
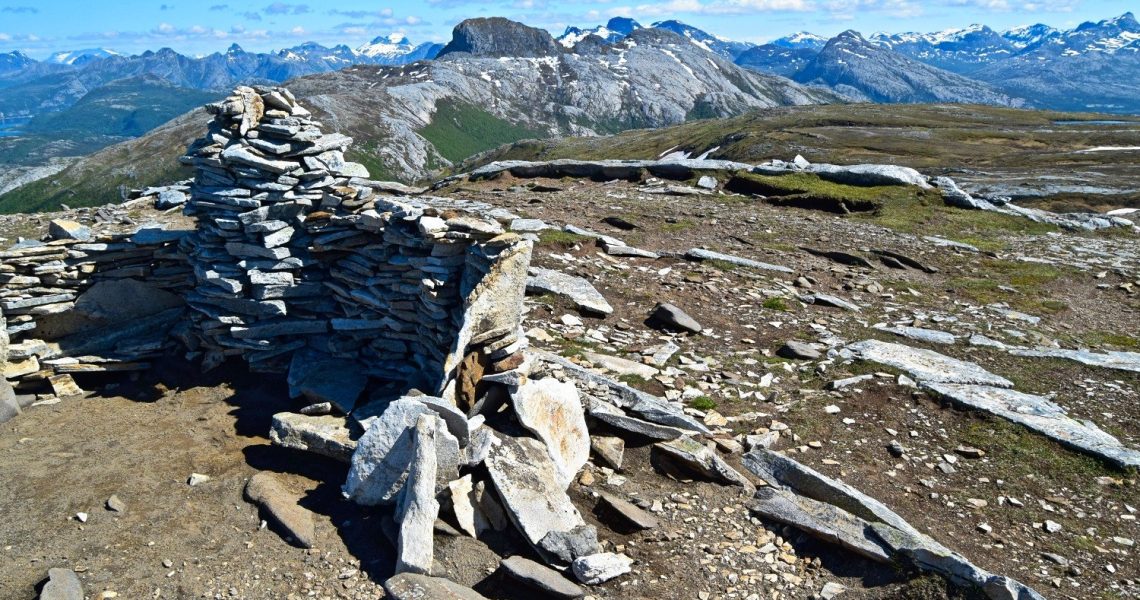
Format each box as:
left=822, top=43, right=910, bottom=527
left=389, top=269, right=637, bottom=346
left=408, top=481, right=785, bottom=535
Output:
left=0, top=11, right=1137, bottom=210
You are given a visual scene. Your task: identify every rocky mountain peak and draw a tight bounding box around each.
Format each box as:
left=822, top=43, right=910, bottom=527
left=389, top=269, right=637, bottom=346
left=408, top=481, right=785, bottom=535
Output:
left=438, top=17, right=562, bottom=59
left=605, top=17, right=643, bottom=36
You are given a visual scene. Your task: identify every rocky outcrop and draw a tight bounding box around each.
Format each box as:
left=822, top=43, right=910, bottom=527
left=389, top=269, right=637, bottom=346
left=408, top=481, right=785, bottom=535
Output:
left=439, top=18, right=563, bottom=58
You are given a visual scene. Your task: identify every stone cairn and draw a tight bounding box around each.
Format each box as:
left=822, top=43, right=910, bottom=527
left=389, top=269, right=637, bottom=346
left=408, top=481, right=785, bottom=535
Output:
left=179, top=86, right=532, bottom=411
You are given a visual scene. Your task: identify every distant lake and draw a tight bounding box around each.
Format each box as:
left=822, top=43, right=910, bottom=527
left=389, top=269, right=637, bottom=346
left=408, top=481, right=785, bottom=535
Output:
left=1053, top=119, right=1139, bottom=126
left=0, top=117, right=31, bottom=138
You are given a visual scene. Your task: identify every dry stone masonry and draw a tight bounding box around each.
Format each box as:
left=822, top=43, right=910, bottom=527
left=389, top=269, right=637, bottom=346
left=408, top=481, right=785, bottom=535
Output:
left=179, top=86, right=532, bottom=408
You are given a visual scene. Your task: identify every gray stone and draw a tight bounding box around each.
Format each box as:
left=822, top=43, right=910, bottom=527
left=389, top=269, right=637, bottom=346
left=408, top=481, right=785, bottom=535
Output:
left=1010, top=347, right=1140, bottom=374
left=696, top=175, right=718, bottom=189
left=923, top=383, right=1140, bottom=468
left=383, top=574, right=490, bottom=600
left=845, top=340, right=1013, bottom=387
left=583, top=352, right=658, bottom=379
left=588, top=399, right=689, bottom=440
left=39, top=568, right=83, bottom=600
left=590, top=435, right=625, bottom=469
left=447, top=475, right=478, bottom=537
left=602, top=242, right=659, bottom=259
left=571, top=552, right=633, bottom=585
left=807, top=163, right=931, bottom=189
left=799, top=293, right=861, bottom=312
left=48, top=219, right=91, bottom=241
left=0, top=381, right=19, bottom=424
left=685, top=248, right=793, bottom=274
left=778, top=340, right=822, bottom=360
left=343, top=399, right=460, bottom=506
left=395, top=415, right=442, bottom=575
left=156, top=189, right=189, bottom=209
left=876, top=325, right=957, bottom=345
left=288, top=352, right=368, bottom=414
left=749, top=486, right=892, bottom=562
left=596, top=493, right=659, bottom=531
left=511, top=378, right=590, bottom=488
left=270, top=412, right=356, bottom=462
left=536, top=350, right=709, bottom=434
left=527, top=267, right=613, bottom=316
left=538, top=525, right=601, bottom=566
left=652, top=436, right=754, bottom=491
left=500, top=556, right=585, bottom=599
left=486, top=435, right=595, bottom=564
left=935, top=176, right=994, bottom=210
left=106, top=495, right=127, bottom=513
left=221, top=144, right=300, bottom=174
left=648, top=302, right=702, bottom=334
left=244, top=471, right=317, bottom=548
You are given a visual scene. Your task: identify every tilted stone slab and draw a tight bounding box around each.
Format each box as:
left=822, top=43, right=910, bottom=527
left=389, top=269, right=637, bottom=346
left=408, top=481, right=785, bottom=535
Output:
left=845, top=340, right=1013, bottom=387
left=923, top=383, right=1140, bottom=469
left=395, top=415, right=441, bottom=575
left=749, top=486, right=892, bottom=562
left=486, top=435, right=595, bottom=564
left=535, top=350, right=709, bottom=434
left=1010, top=347, right=1140, bottom=374
left=270, top=412, right=356, bottom=462
left=511, top=378, right=590, bottom=489
left=685, top=248, right=793, bottom=274
left=383, top=574, right=490, bottom=600
left=527, top=267, right=613, bottom=316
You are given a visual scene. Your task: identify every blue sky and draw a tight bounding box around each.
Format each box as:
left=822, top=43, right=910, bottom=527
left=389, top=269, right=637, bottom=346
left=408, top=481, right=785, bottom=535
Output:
left=0, top=0, right=1133, bottom=58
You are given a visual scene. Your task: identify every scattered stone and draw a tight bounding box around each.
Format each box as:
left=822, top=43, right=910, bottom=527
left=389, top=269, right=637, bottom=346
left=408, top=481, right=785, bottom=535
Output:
left=383, top=574, right=489, bottom=600
left=652, top=436, right=754, bottom=491
left=778, top=340, right=822, bottom=360
left=527, top=267, right=614, bottom=316
left=244, top=471, right=317, bottom=549
left=846, top=340, right=1013, bottom=387
left=1044, top=520, right=1062, bottom=533
left=105, top=495, right=126, bottom=513
left=571, top=552, right=633, bottom=585
left=955, top=445, right=985, bottom=459
left=40, top=568, right=83, bottom=600
left=696, top=175, right=718, bottom=189
left=648, top=303, right=702, bottom=334
left=602, top=216, right=637, bottom=230
left=596, top=493, right=659, bottom=531
left=270, top=412, right=356, bottom=463
left=820, top=582, right=846, bottom=599
left=590, top=435, right=625, bottom=469
left=799, top=293, right=861, bottom=312
left=511, top=378, right=590, bottom=488
left=500, top=556, right=585, bottom=599
left=187, top=473, right=211, bottom=486
left=685, top=248, right=793, bottom=274
left=486, top=435, right=597, bottom=565
left=48, top=219, right=91, bottom=242
left=583, top=352, right=658, bottom=379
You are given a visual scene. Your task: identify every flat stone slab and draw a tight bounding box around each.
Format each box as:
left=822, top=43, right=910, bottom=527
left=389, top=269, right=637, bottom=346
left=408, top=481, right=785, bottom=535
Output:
left=652, top=436, right=754, bottom=491
left=571, top=552, right=633, bottom=585
left=845, top=340, right=1013, bottom=387
left=270, top=412, right=356, bottom=463
left=511, top=378, right=590, bottom=488
left=395, top=415, right=441, bottom=575
left=40, top=568, right=83, bottom=600
left=596, top=493, right=659, bottom=531
left=749, top=486, right=892, bottom=562
left=685, top=248, right=793, bottom=274
left=588, top=399, right=690, bottom=441
left=875, top=325, right=956, bottom=345
left=527, top=267, right=613, bottom=316
left=244, top=472, right=316, bottom=548
left=800, top=293, right=861, bottom=312
left=486, top=435, right=594, bottom=563
left=1011, top=347, right=1140, bottom=374
left=583, top=352, right=659, bottom=379
left=383, top=574, right=490, bottom=600
left=500, top=556, right=585, bottom=599
left=924, top=383, right=1140, bottom=468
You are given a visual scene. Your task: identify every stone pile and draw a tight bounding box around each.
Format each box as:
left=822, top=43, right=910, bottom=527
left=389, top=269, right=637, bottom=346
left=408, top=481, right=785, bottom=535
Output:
left=180, top=86, right=533, bottom=411
left=0, top=227, right=191, bottom=412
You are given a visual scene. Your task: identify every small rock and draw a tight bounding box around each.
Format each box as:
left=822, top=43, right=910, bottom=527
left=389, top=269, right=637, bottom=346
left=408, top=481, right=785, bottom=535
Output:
left=75, top=512, right=88, bottom=523
left=777, top=341, right=821, bottom=360
left=955, top=445, right=985, bottom=459
left=571, top=552, right=633, bottom=585
left=696, top=176, right=718, bottom=190
left=40, top=568, right=83, bottom=600
left=383, top=573, right=489, bottom=599
left=1044, top=520, right=1062, bottom=533
left=106, top=495, right=127, bottom=513
left=820, top=582, right=846, bottom=599
left=648, top=303, right=702, bottom=334
left=596, top=493, right=659, bottom=531
left=187, top=473, right=211, bottom=486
